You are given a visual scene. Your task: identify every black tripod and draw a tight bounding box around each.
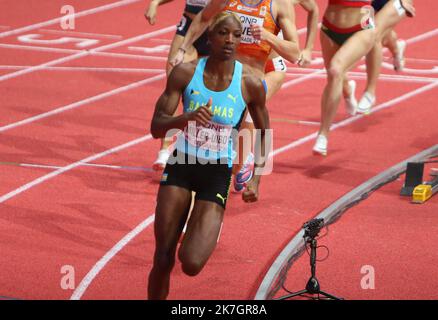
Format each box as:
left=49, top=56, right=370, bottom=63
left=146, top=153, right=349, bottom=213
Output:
left=277, top=219, right=342, bottom=300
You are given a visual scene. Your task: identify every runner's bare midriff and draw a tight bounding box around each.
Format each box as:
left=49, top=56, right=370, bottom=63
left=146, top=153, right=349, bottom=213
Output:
left=324, top=5, right=367, bottom=28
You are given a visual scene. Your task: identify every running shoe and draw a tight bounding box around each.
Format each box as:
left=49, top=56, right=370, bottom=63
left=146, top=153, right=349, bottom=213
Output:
left=234, top=153, right=254, bottom=192
left=394, top=40, right=406, bottom=72
left=152, top=149, right=170, bottom=171
left=312, top=134, right=328, bottom=156
left=357, top=92, right=376, bottom=114
left=345, top=80, right=358, bottom=116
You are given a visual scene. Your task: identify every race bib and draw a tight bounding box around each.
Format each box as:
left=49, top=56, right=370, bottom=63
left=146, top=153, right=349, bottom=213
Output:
left=185, top=121, right=232, bottom=152
left=233, top=12, right=264, bottom=44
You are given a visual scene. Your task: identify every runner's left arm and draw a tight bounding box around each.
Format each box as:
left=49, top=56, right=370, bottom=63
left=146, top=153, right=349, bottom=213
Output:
left=250, top=0, right=301, bottom=63
left=151, top=63, right=213, bottom=138
left=297, top=0, right=319, bottom=66
left=242, top=74, right=270, bottom=203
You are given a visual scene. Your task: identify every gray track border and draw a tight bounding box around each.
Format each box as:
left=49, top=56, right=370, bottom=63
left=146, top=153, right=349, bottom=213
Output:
left=255, top=144, right=438, bottom=300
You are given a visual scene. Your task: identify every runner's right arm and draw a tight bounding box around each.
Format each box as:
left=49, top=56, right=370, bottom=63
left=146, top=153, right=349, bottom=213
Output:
left=241, top=70, right=270, bottom=203
left=151, top=63, right=213, bottom=138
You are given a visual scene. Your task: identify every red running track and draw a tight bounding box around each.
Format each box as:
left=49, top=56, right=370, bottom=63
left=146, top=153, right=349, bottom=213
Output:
left=0, top=0, right=437, bottom=300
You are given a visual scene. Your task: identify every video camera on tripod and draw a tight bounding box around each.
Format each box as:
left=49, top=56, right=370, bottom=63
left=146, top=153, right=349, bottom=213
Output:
left=303, top=218, right=324, bottom=240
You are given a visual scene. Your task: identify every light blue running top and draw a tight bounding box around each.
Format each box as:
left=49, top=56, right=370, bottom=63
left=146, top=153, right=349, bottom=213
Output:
left=175, top=57, right=247, bottom=167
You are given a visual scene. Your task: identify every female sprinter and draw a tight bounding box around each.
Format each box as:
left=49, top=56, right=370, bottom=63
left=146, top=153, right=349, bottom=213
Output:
left=148, top=12, right=270, bottom=300
left=357, top=0, right=415, bottom=113
left=313, top=0, right=414, bottom=155
left=168, top=0, right=301, bottom=191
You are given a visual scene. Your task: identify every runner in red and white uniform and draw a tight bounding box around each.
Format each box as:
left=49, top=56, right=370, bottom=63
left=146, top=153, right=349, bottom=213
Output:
left=357, top=0, right=415, bottom=114
left=313, top=0, right=414, bottom=155
left=312, top=0, right=376, bottom=156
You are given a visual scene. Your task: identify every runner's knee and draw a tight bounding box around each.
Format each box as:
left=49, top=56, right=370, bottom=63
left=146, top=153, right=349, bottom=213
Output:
left=328, top=59, right=344, bottom=81
left=179, top=253, right=205, bottom=276
left=154, top=250, right=176, bottom=272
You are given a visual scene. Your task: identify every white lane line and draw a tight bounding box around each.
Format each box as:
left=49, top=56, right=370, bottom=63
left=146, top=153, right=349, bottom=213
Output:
left=0, top=73, right=166, bottom=133
left=281, top=68, right=326, bottom=88
left=89, top=26, right=175, bottom=53
left=0, top=161, right=154, bottom=172
left=405, top=28, right=438, bottom=45
left=70, top=214, right=155, bottom=300
left=0, top=25, right=175, bottom=83
left=0, top=0, right=142, bottom=39
left=0, top=65, right=165, bottom=74
left=0, top=43, right=81, bottom=54
left=38, top=29, right=123, bottom=40
left=0, top=50, right=89, bottom=81
left=151, top=38, right=172, bottom=43
left=0, top=43, right=170, bottom=61
left=284, top=71, right=438, bottom=84
left=91, top=51, right=167, bottom=61
left=6, top=162, right=61, bottom=170
left=402, top=57, right=438, bottom=64
left=271, top=118, right=321, bottom=126
left=380, top=62, right=438, bottom=75
left=0, top=134, right=153, bottom=204
left=296, top=120, right=320, bottom=126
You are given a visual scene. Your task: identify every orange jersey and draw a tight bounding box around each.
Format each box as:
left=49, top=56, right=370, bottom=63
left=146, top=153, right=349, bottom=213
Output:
left=224, top=0, right=280, bottom=63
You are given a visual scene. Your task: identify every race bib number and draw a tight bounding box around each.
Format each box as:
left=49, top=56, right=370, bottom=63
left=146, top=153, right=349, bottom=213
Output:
left=234, top=12, right=264, bottom=44
left=272, top=56, right=287, bottom=72
left=185, top=121, right=232, bottom=152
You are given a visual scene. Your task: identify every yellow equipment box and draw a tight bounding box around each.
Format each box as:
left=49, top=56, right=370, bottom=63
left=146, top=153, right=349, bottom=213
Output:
left=412, top=184, right=432, bottom=204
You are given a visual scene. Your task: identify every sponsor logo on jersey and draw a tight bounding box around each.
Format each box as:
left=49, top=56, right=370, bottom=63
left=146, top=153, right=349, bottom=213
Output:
left=236, top=4, right=259, bottom=12
left=227, top=94, right=237, bottom=103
